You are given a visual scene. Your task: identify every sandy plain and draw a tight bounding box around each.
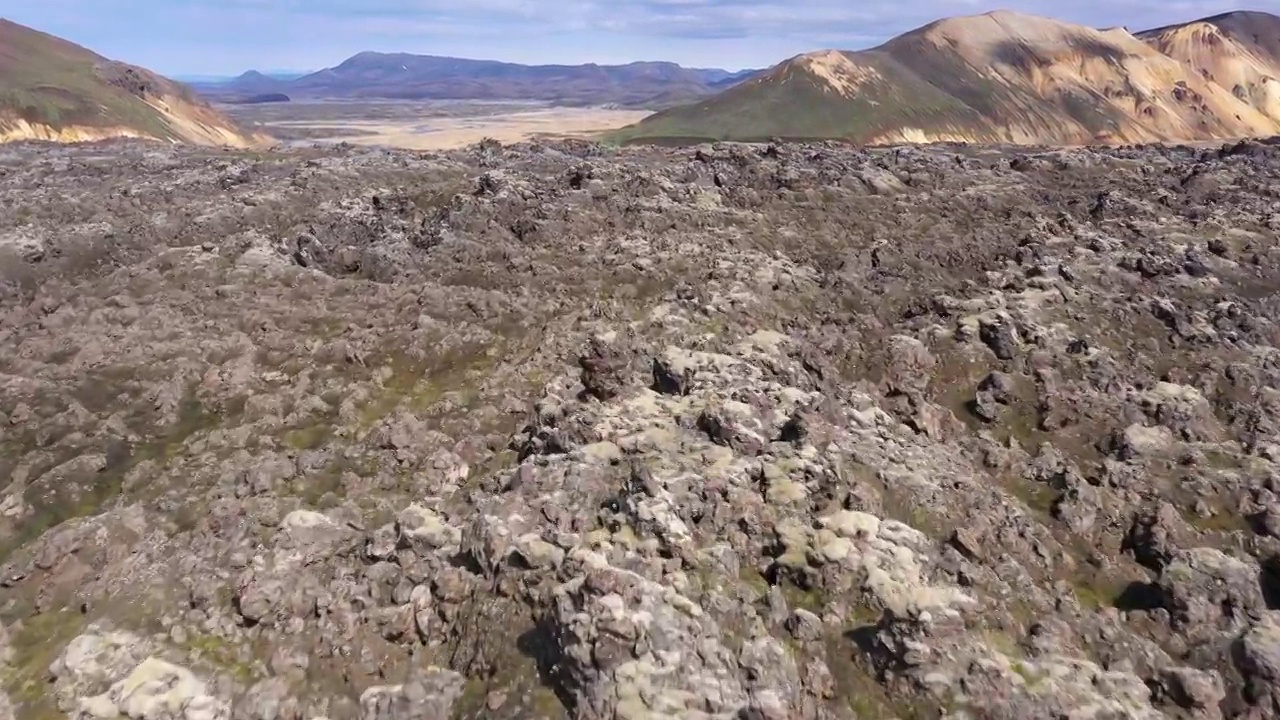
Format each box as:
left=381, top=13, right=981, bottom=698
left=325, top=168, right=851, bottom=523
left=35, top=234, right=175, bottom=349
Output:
left=222, top=100, right=651, bottom=150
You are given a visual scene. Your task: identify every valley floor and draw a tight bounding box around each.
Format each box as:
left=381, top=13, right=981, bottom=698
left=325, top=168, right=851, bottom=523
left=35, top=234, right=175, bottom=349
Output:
left=222, top=100, right=652, bottom=150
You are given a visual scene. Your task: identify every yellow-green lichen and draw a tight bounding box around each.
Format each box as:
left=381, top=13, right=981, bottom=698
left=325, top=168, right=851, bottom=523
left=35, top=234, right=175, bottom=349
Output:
left=179, top=632, right=259, bottom=684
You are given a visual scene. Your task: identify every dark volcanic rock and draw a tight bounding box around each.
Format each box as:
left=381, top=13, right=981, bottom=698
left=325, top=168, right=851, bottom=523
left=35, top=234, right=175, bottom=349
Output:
left=2, top=137, right=1280, bottom=720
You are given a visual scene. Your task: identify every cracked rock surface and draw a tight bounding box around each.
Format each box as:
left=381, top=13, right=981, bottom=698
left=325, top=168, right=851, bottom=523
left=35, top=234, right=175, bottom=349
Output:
left=5, top=137, right=1280, bottom=718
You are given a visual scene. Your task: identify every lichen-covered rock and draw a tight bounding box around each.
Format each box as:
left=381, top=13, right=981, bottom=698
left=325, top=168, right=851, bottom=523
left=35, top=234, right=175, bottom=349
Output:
left=74, top=657, right=230, bottom=720
left=551, top=550, right=751, bottom=718
left=1158, top=548, right=1267, bottom=632
left=1238, top=614, right=1280, bottom=713
left=1153, top=666, right=1225, bottom=719
left=6, top=138, right=1280, bottom=720
left=51, top=628, right=157, bottom=711
left=579, top=334, right=635, bottom=401
left=358, top=667, right=465, bottom=720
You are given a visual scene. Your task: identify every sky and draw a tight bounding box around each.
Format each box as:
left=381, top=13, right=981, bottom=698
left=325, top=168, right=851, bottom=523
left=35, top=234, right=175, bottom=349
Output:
left=2, top=0, right=1278, bottom=76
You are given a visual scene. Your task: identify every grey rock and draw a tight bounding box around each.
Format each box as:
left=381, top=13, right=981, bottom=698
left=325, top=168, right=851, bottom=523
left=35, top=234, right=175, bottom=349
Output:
left=652, top=348, right=696, bottom=396
left=884, top=335, right=936, bottom=395
left=786, top=609, right=823, bottom=642
left=0, top=621, right=11, bottom=666
left=1158, top=548, right=1266, bottom=631
left=579, top=335, right=633, bottom=401
left=978, top=315, right=1020, bottom=360
left=1240, top=615, right=1280, bottom=704
left=973, top=389, right=1002, bottom=422
left=358, top=667, right=464, bottom=720
left=980, top=371, right=1017, bottom=404
left=1125, top=502, right=1183, bottom=571
left=72, top=656, right=230, bottom=720
left=1155, top=666, right=1225, bottom=719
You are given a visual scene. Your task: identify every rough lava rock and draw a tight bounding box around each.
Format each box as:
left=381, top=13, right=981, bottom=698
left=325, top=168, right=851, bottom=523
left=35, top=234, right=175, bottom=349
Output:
left=3, top=137, right=1280, bottom=719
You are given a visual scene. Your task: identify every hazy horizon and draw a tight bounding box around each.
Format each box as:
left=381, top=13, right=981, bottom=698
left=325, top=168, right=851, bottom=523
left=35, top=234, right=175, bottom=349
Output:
left=4, top=1, right=1276, bottom=76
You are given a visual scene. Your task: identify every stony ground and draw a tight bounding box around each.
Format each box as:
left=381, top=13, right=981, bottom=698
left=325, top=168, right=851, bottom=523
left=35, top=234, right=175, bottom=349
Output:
left=3, top=136, right=1280, bottom=720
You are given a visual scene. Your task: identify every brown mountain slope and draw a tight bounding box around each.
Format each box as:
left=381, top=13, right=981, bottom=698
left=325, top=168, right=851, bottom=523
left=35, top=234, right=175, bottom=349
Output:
left=1138, top=11, right=1280, bottom=122
left=0, top=19, right=269, bottom=147
left=613, top=10, right=1280, bottom=146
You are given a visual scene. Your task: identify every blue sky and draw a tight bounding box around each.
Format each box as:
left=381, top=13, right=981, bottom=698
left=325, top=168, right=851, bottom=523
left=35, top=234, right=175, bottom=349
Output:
left=2, top=0, right=1275, bottom=75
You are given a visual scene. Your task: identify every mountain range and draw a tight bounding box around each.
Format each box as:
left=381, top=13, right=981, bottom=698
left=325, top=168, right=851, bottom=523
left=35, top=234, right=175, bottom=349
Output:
left=194, top=56, right=760, bottom=108
left=7, top=9, right=1280, bottom=148
left=0, top=19, right=267, bottom=146
left=173, top=71, right=308, bottom=84
left=614, top=10, right=1280, bottom=145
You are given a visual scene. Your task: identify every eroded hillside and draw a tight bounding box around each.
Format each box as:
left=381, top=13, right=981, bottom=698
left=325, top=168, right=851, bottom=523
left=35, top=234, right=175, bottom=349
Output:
left=3, top=137, right=1280, bottom=719
left=0, top=19, right=269, bottom=148
left=614, top=10, right=1280, bottom=146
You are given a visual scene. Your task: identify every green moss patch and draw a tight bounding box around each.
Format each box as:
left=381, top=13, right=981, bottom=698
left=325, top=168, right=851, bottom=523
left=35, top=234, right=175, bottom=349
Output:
left=2, top=608, right=87, bottom=714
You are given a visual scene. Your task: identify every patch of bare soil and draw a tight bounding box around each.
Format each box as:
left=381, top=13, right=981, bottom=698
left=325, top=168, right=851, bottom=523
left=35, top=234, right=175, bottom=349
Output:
left=233, top=101, right=652, bottom=149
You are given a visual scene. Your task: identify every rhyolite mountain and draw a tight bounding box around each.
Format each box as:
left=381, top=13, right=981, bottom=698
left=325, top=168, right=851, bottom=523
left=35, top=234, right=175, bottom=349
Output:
left=1137, top=10, right=1280, bottom=123
left=0, top=18, right=269, bottom=146
left=613, top=9, right=1280, bottom=145
left=194, top=54, right=761, bottom=108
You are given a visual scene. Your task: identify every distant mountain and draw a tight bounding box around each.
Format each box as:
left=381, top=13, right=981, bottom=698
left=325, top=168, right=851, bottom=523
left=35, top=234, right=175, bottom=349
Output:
left=173, top=74, right=239, bottom=84
left=0, top=19, right=270, bottom=146
left=194, top=54, right=760, bottom=108
left=709, top=69, right=762, bottom=88
left=1137, top=11, right=1280, bottom=123
left=222, top=93, right=291, bottom=105
left=180, top=70, right=308, bottom=84
left=612, top=9, right=1280, bottom=146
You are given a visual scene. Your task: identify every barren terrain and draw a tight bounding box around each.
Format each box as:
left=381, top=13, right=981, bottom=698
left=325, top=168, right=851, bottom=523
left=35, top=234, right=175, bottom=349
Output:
left=3, top=135, right=1280, bottom=720
left=616, top=10, right=1280, bottom=146
left=0, top=19, right=266, bottom=148
left=225, top=101, right=652, bottom=150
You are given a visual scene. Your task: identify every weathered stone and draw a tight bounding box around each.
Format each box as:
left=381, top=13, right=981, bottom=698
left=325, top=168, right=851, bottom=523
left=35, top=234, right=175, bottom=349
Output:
left=359, top=667, right=465, bottom=720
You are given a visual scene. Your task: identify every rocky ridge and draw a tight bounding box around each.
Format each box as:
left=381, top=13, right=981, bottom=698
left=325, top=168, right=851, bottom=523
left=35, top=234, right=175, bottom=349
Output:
left=3, top=136, right=1280, bottom=718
